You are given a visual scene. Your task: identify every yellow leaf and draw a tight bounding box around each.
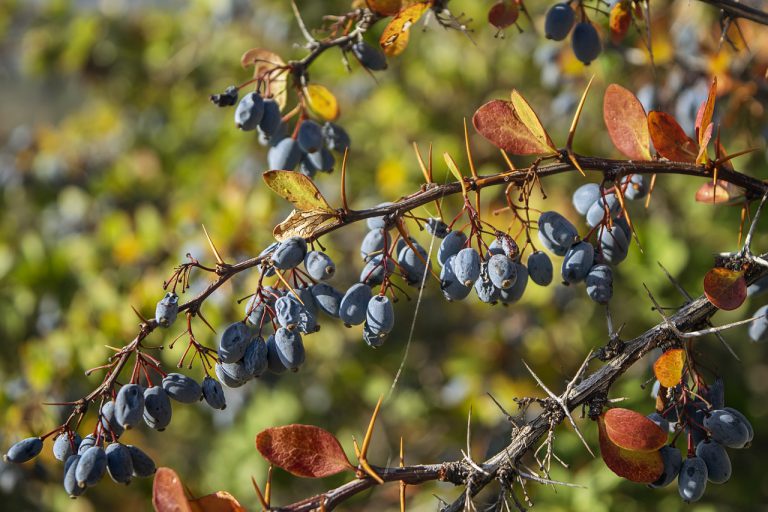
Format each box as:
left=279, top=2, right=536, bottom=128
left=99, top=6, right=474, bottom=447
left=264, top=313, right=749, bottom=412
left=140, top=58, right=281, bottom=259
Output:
left=263, top=170, right=334, bottom=212
left=509, top=90, right=556, bottom=155
left=241, top=48, right=288, bottom=110
left=652, top=349, right=686, bottom=388
left=379, top=2, right=431, bottom=57
left=305, top=84, right=340, bottom=122
left=273, top=209, right=341, bottom=241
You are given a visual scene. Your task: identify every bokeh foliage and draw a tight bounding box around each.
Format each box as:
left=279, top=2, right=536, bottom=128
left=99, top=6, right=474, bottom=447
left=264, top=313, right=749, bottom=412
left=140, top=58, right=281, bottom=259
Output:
left=1, top=0, right=768, bottom=510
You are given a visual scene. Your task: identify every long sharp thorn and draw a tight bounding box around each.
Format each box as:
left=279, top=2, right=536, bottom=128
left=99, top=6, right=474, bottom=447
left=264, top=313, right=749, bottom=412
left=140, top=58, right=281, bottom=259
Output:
left=464, top=118, right=478, bottom=179
left=274, top=269, right=305, bottom=306
left=131, top=305, right=149, bottom=324
left=500, top=149, right=516, bottom=172
left=202, top=224, right=225, bottom=265
left=413, top=142, right=431, bottom=184
left=197, top=309, right=217, bottom=335
left=644, top=174, right=657, bottom=208
left=399, top=437, right=406, bottom=512
left=565, top=75, right=595, bottom=177
left=341, top=147, right=350, bottom=212
left=251, top=475, right=269, bottom=511
left=358, top=394, right=385, bottom=484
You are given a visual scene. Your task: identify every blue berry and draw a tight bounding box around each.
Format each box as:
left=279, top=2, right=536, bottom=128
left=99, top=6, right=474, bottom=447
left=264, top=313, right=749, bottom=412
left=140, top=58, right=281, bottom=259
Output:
left=426, top=218, right=449, bottom=238
left=585, top=264, right=613, bottom=304
left=678, top=456, right=708, bottom=503
left=322, top=122, right=351, bottom=152
left=162, top=373, right=202, bottom=404
left=438, top=230, right=467, bottom=265
left=143, top=386, right=172, bottom=431
left=234, top=92, right=264, bottom=131
left=572, top=183, right=601, bottom=215
left=650, top=445, right=682, bottom=488
left=4, top=437, right=43, bottom=464
left=266, top=334, right=288, bottom=374
left=202, top=376, right=226, bottom=410
left=304, top=250, right=336, bottom=281
left=487, top=253, right=517, bottom=289
left=527, top=251, right=553, bottom=286
left=127, top=444, right=156, bottom=477
left=106, top=443, right=133, bottom=485
left=452, top=248, right=482, bottom=286
left=268, top=138, right=302, bottom=170
left=561, top=242, right=594, bottom=284
left=218, top=321, right=251, bottom=363
left=572, top=21, right=602, bottom=65
left=155, top=292, right=179, bottom=328
left=76, top=445, right=107, bottom=488
left=538, top=211, right=578, bottom=256
left=275, top=327, right=305, bottom=371
left=259, top=98, right=282, bottom=136
left=53, top=432, right=81, bottom=462
left=64, top=454, right=85, bottom=497
left=310, top=283, right=344, bottom=318
left=297, top=120, right=324, bottom=153
left=544, top=3, right=575, bottom=41
left=271, top=237, right=308, bottom=270
left=695, top=440, right=731, bottom=484
left=351, top=41, right=388, bottom=71
left=340, top=283, right=372, bottom=326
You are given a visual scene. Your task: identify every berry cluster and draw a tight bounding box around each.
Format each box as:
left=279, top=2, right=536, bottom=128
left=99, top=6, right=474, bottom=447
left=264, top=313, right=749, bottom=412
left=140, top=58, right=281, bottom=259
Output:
left=211, top=87, right=351, bottom=178
left=544, top=2, right=602, bottom=65
left=649, top=379, right=753, bottom=502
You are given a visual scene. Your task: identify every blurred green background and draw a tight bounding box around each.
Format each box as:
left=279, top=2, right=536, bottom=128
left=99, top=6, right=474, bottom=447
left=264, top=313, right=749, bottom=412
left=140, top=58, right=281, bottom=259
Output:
left=2, top=0, right=768, bottom=510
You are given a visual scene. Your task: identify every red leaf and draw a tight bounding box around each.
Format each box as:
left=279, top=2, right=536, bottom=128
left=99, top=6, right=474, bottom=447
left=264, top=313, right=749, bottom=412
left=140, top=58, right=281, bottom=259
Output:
left=695, top=77, right=717, bottom=146
left=648, top=111, right=698, bottom=163
left=703, top=267, right=747, bottom=311
left=473, top=99, right=557, bottom=156
left=189, top=492, right=246, bottom=512
left=603, top=84, right=651, bottom=161
left=609, top=1, right=632, bottom=44
left=695, top=180, right=744, bottom=205
left=488, top=0, right=519, bottom=29
left=598, top=416, right=664, bottom=483
left=653, top=349, right=686, bottom=388
left=256, top=425, right=354, bottom=478
left=153, top=468, right=193, bottom=512
left=602, top=408, right=667, bottom=452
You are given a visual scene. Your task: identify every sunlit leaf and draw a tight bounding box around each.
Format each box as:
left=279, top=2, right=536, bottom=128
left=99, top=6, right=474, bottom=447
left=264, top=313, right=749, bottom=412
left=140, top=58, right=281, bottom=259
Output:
left=153, top=468, right=193, bottom=512
left=379, top=2, right=431, bottom=57
left=603, top=84, right=651, bottom=161
left=695, top=180, right=745, bottom=205
left=609, top=1, right=632, bottom=44
left=273, top=209, right=341, bottom=241
left=240, top=48, right=288, bottom=109
left=602, top=408, right=668, bottom=452
left=263, top=170, right=334, bottom=212
left=703, top=267, right=747, bottom=311
left=695, top=77, right=717, bottom=147
left=647, top=111, right=698, bottom=163
left=256, top=424, right=354, bottom=478
left=473, top=100, right=558, bottom=156
left=509, top=90, right=556, bottom=154
left=189, top=492, right=246, bottom=512
left=653, top=349, right=686, bottom=388
left=488, top=0, right=519, bottom=30
left=598, top=416, right=664, bottom=483
left=305, top=84, right=339, bottom=122
left=366, top=0, right=403, bottom=16
left=696, top=122, right=713, bottom=164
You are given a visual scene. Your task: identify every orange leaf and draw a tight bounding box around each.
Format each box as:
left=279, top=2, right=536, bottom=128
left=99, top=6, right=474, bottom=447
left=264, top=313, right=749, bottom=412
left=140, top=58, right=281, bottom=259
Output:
left=609, top=1, right=632, bottom=44
left=189, top=492, right=246, bottom=512
left=653, top=349, right=686, bottom=387
left=598, top=416, right=664, bottom=483
left=473, top=100, right=558, bottom=156
left=648, top=111, right=698, bottom=163
left=602, top=408, right=667, bottom=452
left=694, top=179, right=744, bottom=205
left=256, top=424, right=354, bottom=478
left=488, top=0, right=519, bottom=29
left=240, top=48, right=288, bottom=110
left=153, top=468, right=193, bottom=512
left=695, top=77, right=717, bottom=147
left=603, top=84, right=651, bottom=161
left=703, top=267, right=747, bottom=310
left=366, top=0, right=403, bottom=16
left=379, top=2, right=431, bottom=57
left=696, top=122, right=713, bottom=164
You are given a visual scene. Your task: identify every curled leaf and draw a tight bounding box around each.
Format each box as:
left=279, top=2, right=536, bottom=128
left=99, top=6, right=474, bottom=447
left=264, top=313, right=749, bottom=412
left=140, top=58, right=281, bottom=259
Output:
left=603, top=84, right=651, bottom=161
left=379, top=2, right=431, bottom=57
left=695, top=180, right=745, bottom=205
left=256, top=424, right=354, bottom=478
left=598, top=416, right=664, bottom=483
left=653, top=349, right=686, bottom=388
left=273, top=208, right=341, bottom=241
left=703, top=267, right=747, bottom=311
left=695, top=77, right=717, bottom=147
left=488, top=0, right=519, bottom=30
left=648, top=111, right=698, bottom=163
left=366, top=0, right=403, bottom=16
left=189, top=492, right=246, bottom=512
left=602, top=408, right=667, bottom=452
left=609, top=1, right=632, bottom=44
left=305, top=84, right=339, bottom=122
left=240, top=48, right=288, bottom=110
left=473, top=99, right=557, bottom=156
left=153, top=468, right=193, bottom=512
